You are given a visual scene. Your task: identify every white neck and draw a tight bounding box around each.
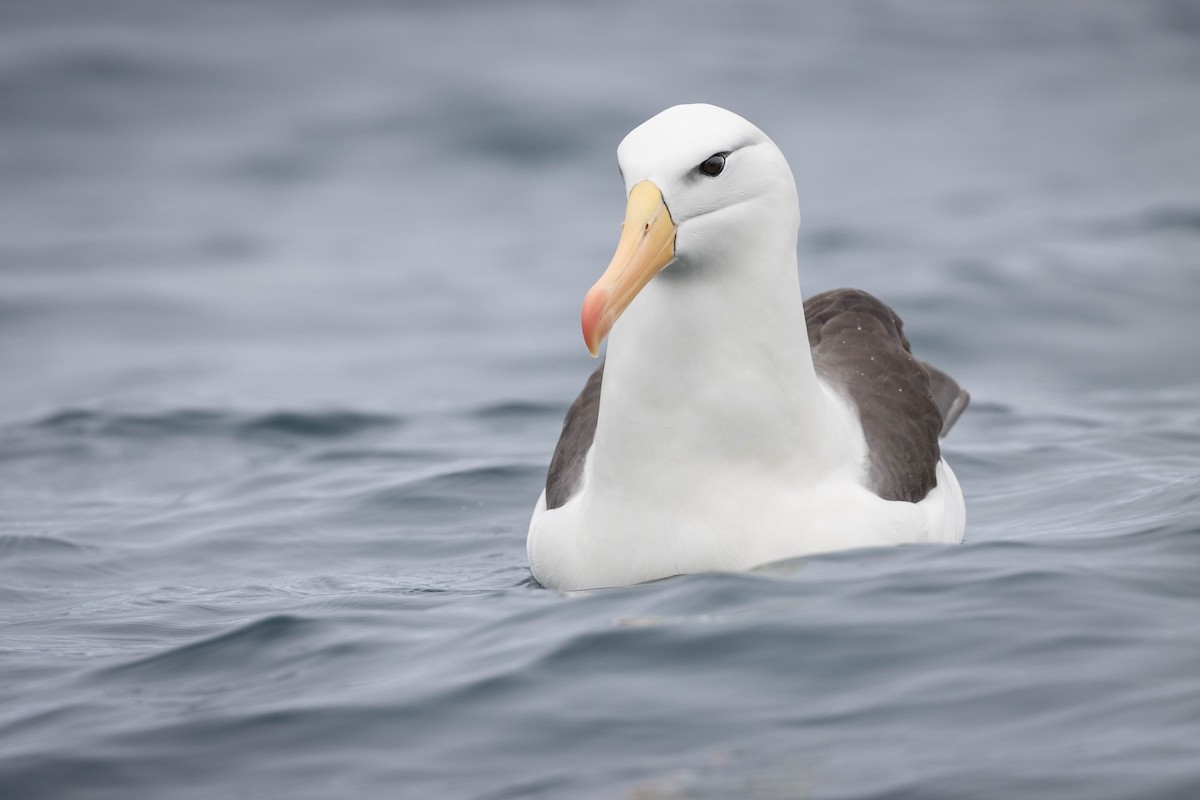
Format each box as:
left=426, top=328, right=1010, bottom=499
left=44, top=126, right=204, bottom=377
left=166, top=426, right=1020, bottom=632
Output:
left=589, top=226, right=855, bottom=496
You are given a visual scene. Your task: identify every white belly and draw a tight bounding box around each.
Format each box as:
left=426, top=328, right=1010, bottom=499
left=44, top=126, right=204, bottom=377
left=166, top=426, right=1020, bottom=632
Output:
left=527, top=455, right=965, bottom=591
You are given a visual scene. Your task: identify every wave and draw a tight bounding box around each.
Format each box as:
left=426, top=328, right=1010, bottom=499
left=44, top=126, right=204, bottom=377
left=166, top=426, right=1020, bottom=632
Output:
left=468, top=400, right=566, bottom=421
left=24, top=408, right=401, bottom=442
left=345, top=462, right=545, bottom=514
left=98, top=614, right=318, bottom=680
left=0, top=533, right=87, bottom=557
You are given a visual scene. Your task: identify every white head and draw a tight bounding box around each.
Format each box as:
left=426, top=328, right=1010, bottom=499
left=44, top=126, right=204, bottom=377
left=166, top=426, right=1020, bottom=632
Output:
left=582, top=104, right=801, bottom=354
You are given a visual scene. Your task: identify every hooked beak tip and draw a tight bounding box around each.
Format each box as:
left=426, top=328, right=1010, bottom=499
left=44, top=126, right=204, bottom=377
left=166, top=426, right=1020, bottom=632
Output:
left=581, top=285, right=609, bottom=357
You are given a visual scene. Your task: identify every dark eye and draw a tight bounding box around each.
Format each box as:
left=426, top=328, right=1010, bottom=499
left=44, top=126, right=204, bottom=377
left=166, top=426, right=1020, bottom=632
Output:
left=698, top=153, right=726, bottom=177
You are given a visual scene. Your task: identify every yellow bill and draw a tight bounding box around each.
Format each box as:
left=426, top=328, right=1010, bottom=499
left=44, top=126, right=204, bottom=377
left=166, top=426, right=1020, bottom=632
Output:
left=581, top=181, right=677, bottom=356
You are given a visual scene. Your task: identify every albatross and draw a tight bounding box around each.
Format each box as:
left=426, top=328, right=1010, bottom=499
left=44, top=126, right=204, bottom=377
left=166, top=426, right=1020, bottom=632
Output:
left=527, top=104, right=969, bottom=591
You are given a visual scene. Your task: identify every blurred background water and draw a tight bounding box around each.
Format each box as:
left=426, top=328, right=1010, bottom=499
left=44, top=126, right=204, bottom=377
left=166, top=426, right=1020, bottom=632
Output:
left=1, top=1, right=1199, bottom=798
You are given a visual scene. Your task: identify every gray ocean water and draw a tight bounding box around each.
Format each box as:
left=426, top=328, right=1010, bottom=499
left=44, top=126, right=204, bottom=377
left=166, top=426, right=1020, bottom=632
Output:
left=2, top=1, right=1199, bottom=798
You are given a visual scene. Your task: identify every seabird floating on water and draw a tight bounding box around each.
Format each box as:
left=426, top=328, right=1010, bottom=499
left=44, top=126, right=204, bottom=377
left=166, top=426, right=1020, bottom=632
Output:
left=527, top=104, right=968, bottom=591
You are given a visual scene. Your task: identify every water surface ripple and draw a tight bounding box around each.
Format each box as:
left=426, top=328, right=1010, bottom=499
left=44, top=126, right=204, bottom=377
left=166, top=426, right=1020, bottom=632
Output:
left=2, top=2, right=1199, bottom=798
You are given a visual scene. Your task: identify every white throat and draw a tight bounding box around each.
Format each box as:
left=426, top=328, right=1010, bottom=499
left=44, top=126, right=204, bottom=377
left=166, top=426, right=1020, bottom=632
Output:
left=590, top=224, right=859, bottom=496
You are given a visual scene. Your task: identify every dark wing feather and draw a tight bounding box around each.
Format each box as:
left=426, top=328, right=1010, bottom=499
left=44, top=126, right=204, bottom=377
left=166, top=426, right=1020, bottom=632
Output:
left=922, top=361, right=970, bottom=437
left=545, top=362, right=604, bottom=510
left=545, top=292, right=968, bottom=508
left=805, top=288, right=967, bottom=503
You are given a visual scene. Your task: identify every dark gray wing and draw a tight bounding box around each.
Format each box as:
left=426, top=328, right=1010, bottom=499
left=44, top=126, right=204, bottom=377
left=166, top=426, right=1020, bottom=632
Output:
left=545, top=362, right=604, bottom=510
left=922, top=361, right=970, bottom=437
left=805, top=288, right=967, bottom=503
